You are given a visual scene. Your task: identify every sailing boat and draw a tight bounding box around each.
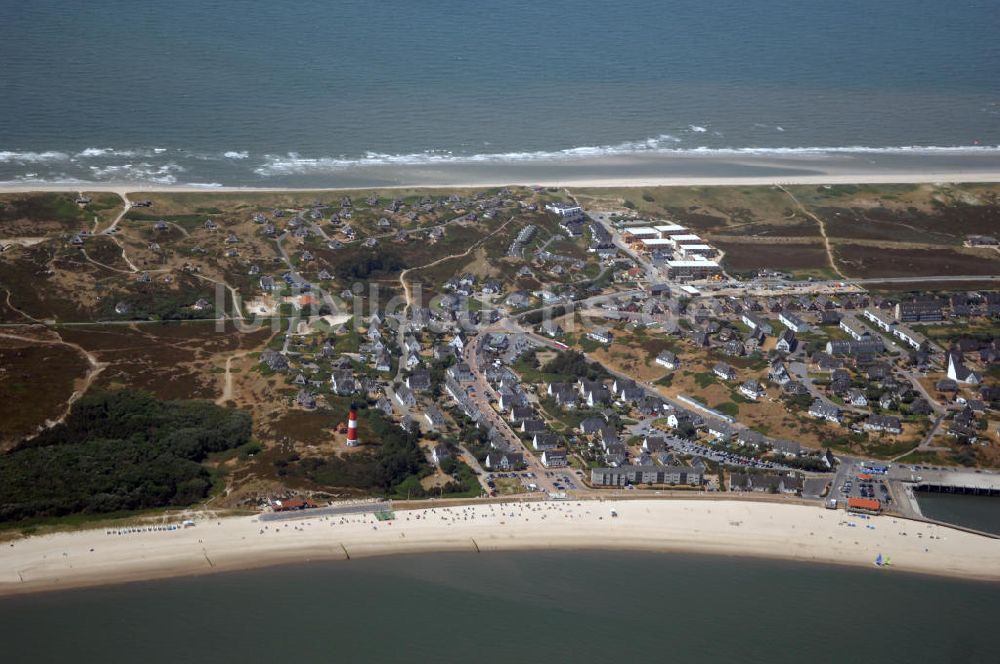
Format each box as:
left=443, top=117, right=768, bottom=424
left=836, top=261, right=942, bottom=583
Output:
left=874, top=553, right=884, bottom=567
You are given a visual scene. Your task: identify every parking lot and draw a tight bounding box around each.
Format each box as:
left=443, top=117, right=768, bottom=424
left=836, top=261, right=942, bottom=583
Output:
left=484, top=469, right=586, bottom=495
left=836, top=465, right=893, bottom=508
left=659, top=435, right=793, bottom=472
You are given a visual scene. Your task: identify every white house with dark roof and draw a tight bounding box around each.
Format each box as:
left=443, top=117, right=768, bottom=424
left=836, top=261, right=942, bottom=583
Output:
left=655, top=350, right=678, bottom=370
left=541, top=449, right=568, bottom=468
left=778, top=311, right=809, bottom=333
left=839, top=318, right=869, bottom=341
left=808, top=399, right=842, bottom=424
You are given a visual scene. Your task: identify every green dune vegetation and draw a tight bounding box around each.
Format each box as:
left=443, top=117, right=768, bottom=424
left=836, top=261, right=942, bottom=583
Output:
left=0, top=391, right=252, bottom=523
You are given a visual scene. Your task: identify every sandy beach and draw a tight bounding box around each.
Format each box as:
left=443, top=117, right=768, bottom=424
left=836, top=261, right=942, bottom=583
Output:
left=1, top=499, right=998, bottom=597
left=3, top=170, right=1000, bottom=195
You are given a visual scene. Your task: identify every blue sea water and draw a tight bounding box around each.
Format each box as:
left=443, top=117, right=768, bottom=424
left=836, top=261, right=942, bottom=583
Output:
left=1, top=0, right=999, bottom=186
left=1, top=551, right=998, bottom=663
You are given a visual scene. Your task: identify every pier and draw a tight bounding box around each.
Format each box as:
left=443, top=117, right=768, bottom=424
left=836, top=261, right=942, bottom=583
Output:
left=887, top=467, right=1000, bottom=496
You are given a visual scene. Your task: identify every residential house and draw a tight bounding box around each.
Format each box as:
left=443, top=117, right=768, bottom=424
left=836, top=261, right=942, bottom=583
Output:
left=808, top=399, right=842, bottom=424
left=447, top=362, right=475, bottom=383
left=706, top=421, right=734, bottom=441
left=729, top=473, right=802, bottom=494
left=579, top=416, right=606, bottom=435
left=864, top=415, right=902, bottom=435
left=775, top=329, right=797, bottom=353
left=406, top=370, right=432, bottom=392
left=655, top=351, right=678, bottom=370
left=509, top=405, right=534, bottom=422
left=374, top=351, right=392, bottom=373
left=520, top=418, right=546, bottom=434
left=778, top=311, right=809, bottom=333
left=533, top=433, right=561, bottom=451
left=737, top=429, right=765, bottom=449
left=770, top=440, right=801, bottom=457
left=430, top=444, right=451, bottom=466
left=541, top=450, right=568, bottom=468
left=330, top=370, right=357, bottom=396
left=839, top=319, right=870, bottom=341
left=578, top=380, right=612, bottom=407
left=375, top=397, right=393, bottom=415
left=295, top=390, right=316, bottom=410
left=713, top=362, right=736, bottom=381
left=484, top=452, right=524, bottom=471
left=260, top=349, right=289, bottom=373
left=394, top=385, right=416, bottom=408
left=739, top=380, right=765, bottom=401
left=424, top=406, right=447, bottom=430
left=587, top=327, right=614, bottom=344
left=741, top=313, right=773, bottom=335
left=846, top=388, right=869, bottom=407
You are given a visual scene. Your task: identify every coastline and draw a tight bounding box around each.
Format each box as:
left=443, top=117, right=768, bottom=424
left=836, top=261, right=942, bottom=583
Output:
left=3, top=148, right=1000, bottom=193
left=4, top=171, right=1000, bottom=194
left=3, top=499, right=999, bottom=598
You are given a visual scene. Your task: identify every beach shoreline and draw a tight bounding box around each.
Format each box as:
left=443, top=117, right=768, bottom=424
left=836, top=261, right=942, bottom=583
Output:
left=3, top=170, right=1000, bottom=194
left=2, top=499, right=999, bottom=598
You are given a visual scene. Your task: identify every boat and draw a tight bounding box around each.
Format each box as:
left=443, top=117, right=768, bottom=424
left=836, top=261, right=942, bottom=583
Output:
left=874, top=553, right=884, bottom=567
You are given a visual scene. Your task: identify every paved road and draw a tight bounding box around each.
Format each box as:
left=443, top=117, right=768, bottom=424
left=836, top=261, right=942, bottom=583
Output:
left=461, top=334, right=561, bottom=493
left=586, top=211, right=659, bottom=281
left=787, top=360, right=868, bottom=416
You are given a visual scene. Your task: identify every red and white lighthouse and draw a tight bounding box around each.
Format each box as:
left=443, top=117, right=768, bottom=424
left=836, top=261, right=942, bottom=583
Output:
left=346, top=405, right=359, bottom=446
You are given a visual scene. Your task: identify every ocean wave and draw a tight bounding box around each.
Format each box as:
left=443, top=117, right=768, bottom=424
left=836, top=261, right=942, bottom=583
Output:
left=688, top=125, right=708, bottom=133
left=0, top=175, right=95, bottom=185
left=223, top=151, right=249, bottom=160
left=254, top=135, right=686, bottom=175
left=0, top=150, right=71, bottom=164
left=87, top=162, right=185, bottom=184
left=75, top=147, right=156, bottom=159
left=253, top=141, right=1000, bottom=176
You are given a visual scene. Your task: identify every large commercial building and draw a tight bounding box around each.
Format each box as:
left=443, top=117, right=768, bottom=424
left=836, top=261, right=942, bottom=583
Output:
left=826, top=338, right=885, bottom=355
left=895, top=299, right=944, bottom=322
left=665, top=233, right=703, bottom=248
left=665, top=260, right=722, bottom=280
left=677, top=243, right=716, bottom=258
left=623, top=227, right=660, bottom=243
left=654, top=223, right=687, bottom=236
left=544, top=203, right=585, bottom=223
left=591, top=465, right=702, bottom=487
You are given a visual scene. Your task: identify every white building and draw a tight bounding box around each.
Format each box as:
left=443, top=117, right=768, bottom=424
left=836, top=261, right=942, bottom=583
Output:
left=666, top=233, right=703, bottom=248
left=654, top=223, right=687, bottom=237
left=839, top=318, right=869, bottom=341
left=677, top=244, right=715, bottom=258
left=778, top=312, right=809, bottom=333
left=862, top=309, right=896, bottom=333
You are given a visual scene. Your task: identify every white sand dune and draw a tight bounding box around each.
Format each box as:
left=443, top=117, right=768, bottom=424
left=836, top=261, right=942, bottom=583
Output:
left=2, top=500, right=998, bottom=597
